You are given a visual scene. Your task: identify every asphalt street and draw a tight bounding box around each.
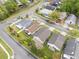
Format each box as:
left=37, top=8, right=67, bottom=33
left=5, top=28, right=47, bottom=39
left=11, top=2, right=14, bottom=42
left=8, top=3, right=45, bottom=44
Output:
left=0, top=0, right=44, bottom=59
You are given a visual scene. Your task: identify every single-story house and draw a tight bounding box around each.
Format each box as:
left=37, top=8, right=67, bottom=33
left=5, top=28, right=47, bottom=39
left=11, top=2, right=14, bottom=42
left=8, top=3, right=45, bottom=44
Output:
left=25, top=20, right=40, bottom=35
left=65, top=14, right=76, bottom=25
left=16, top=19, right=32, bottom=29
left=39, top=8, right=52, bottom=17
left=48, top=33, right=65, bottom=51
left=50, top=0, right=61, bottom=6
left=62, top=39, right=76, bottom=59
left=45, top=5, right=56, bottom=10
left=33, top=27, right=51, bottom=48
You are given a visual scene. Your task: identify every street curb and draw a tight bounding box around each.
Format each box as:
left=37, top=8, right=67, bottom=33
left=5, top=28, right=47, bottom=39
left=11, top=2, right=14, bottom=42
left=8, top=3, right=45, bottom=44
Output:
left=0, top=37, right=14, bottom=59
left=5, top=29, right=40, bottom=59
left=0, top=0, right=41, bottom=24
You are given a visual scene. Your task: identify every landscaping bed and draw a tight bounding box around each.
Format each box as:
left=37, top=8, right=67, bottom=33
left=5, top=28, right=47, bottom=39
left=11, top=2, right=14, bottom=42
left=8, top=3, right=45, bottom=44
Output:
left=5, top=25, right=62, bottom=59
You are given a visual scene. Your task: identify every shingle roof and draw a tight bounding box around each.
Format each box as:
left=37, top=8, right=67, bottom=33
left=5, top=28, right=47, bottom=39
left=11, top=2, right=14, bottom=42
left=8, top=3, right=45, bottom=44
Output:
left=34, top=27, right=51, bottom=43
left=26, top=20, right=40, bottom=34
left=48, top=33, right=65, bottom=50
left=63, top=39, right=76, bottom=56
left=65, top=14, right=76, bottom=25
left=45, top=5, right=55, bottom=10
left=16, top=19, right=32, bottom=29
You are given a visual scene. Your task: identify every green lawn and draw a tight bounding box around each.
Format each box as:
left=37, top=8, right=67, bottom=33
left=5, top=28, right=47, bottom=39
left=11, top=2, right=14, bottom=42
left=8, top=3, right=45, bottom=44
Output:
left=0, top=47, right=8, bottom=59
left=0, top=38, right=13, bottom=59
left=0, top=39, right=12, bottom=56
left=68, top=29, right=79, bottom=38
left=6, top=24, right=63, bottom=59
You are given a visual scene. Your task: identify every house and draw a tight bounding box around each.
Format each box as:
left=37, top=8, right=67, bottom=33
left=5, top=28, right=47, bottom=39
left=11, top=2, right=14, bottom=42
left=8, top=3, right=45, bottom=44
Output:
left=33, top=27, right=51, bottom=48
left=50, top=0, right=61, bottom=6
left=48, top=32, right=65, bottom=51
left=39, top=8, right=52, bottom=17
left=62, top=39, right=76, bottom=59
left=25, top=20, right=40, bottom=35
left=45, top=5, right=56, bottom=10
left=74, top=41, right=79, bottom=59
left=56, top=12, right=67, bottom=24
left=16, top=19, right=32, bottom=29
left=65, top=14, right=76, bottom=25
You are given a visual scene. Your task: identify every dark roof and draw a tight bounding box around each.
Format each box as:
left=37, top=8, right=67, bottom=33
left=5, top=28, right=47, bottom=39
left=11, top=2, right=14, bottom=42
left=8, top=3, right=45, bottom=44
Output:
left=16, top=19, right=32, bottom=28
left=45, top=5, right=55, bottom=10
left=48, top=33, right=65, bottom=50
left=34, top=27, right=51, bottom=43
left=63, top=39, right=76, bottom=56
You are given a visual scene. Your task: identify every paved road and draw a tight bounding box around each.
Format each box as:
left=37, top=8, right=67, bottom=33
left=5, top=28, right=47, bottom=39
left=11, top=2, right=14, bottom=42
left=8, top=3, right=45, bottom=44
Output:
left=0, top=0, right=43, bottom=59
left=34, top=13, right=69, bottom=33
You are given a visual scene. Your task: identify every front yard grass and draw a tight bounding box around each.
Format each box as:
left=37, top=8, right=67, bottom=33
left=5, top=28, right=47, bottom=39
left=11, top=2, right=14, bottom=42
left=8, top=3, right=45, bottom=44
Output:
left=0, top=47, right=8, bottom=59
left=0, top=38, right=13, bottom=59
left=6, top=25, right=58, bottom=59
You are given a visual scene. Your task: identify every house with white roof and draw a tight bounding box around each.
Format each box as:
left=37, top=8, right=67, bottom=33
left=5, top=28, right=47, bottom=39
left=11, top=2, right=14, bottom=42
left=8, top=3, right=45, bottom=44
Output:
left=65, top=14, right=77, bottom=25
left=39, top=8, right=52, bottom=17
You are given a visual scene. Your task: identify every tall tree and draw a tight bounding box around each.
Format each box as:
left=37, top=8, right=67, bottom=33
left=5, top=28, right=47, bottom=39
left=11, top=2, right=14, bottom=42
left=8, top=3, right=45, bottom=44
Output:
left=4, top=0, right=18, bottom=13
left=20, top=0, right=28, bottom=5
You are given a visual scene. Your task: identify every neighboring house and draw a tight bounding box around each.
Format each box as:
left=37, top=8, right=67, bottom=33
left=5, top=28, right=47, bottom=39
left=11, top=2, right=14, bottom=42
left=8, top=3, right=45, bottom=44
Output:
left=65, top=14, right=76, bottom=25
left=62, top=39, right=76, bottom=59
left=48, top=33, right=65, bottom=51
left=25, top=20, right=40, bottom=35
left=74, top=41, right=79, bottom=59
left=39, top=8, right=52, bottom=17
left=16, top=19, right=32, bottom=29
left=33, top=27, right=51, bottom=48
left=45, top=5, right=56, bottom=10
left=56, top=12, right=67, bottom=24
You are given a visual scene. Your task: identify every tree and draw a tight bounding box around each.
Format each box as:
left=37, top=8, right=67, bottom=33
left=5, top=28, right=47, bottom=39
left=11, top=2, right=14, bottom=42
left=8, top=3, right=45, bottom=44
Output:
left=4, top=0, right=18, bottom=13
left=49, top=11, right=60, bottom=21
left=20, top=0, right=28, bottom=6
left=0, top=5, right=9, bottom=20
left=60, top=0, right=79, bottom=16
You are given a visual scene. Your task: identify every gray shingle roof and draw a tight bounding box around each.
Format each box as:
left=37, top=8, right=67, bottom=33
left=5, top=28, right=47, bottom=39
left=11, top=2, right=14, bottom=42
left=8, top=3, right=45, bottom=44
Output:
left=48, top=33, right=65, bottom=50
left=34, top=27, right=51, bottom=43
left=63, top=39, right=76, bottom=56
left=16, top=19, right=32, bottom=29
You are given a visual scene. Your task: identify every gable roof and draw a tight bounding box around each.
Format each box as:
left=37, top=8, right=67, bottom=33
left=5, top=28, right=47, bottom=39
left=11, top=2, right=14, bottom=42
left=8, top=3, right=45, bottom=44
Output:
left=34, top=27, right=51, bottom=43
left=26, top=20, right=40, bottom=34
left=63, top=39, right=76, bottom=56
left=65, top=14, right=76, bottom=25
left=39, top=9, right=52, bottom=16
left=16, top=19, right=32, bottom=29
left=45, top=5, right=55, bottom=10
left=48, top=32, right=65, bottom=50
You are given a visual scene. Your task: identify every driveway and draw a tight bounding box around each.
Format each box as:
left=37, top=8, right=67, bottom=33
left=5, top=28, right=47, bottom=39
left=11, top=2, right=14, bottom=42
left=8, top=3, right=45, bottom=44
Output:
left=0, top=0, right=43, bottom=59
